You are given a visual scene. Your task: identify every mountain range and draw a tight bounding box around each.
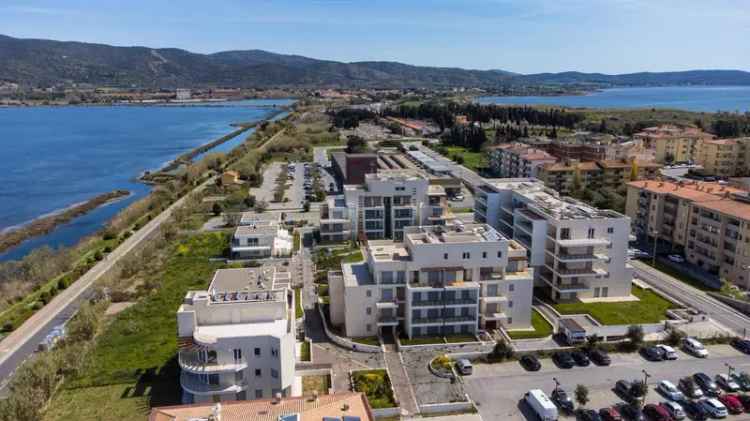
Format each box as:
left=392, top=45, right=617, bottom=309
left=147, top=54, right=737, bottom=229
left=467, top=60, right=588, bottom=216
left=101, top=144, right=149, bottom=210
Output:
left=2, top=34, right=750, bottom=90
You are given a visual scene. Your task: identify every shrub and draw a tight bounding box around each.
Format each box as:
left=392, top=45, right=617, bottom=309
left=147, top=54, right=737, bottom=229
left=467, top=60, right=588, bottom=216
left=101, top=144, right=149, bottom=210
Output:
left=575, top=384, right=589, bottom=407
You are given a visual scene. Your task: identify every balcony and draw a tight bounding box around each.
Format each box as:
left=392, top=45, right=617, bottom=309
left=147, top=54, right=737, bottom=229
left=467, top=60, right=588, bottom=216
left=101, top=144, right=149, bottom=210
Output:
left=548, top=250, right=608, bottom=262
left=481, top=311, right=507, bottom=321
left=481, top=295, right=508, bottom=304
left=180, top=372, right=247, bottom=396
left=552, top=281, right=589, bottom=293
left=178, top=350, right=247, bottom=374
left=556, top=238, right=610, bottom=247
left=377, top=315, right=399, bottom=326
left=376, top=300, right=398, bottom=309
left=546, top=264, right=607, bottom=278
left=412, top=298, right=477, bottom=307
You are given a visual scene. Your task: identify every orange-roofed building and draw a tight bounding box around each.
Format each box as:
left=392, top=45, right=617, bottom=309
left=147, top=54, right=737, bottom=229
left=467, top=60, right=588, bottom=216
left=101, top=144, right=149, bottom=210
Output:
left=487, top=142, right=557, bottom=179
left=626, top=179, right=750, bottom=288
left=634, top=125, right=715, bottom=164
left=149, top=392, right=375, bottom=421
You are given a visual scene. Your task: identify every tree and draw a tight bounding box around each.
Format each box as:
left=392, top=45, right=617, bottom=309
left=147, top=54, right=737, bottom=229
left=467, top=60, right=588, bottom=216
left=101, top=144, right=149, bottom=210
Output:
left=303, top=201, right=311, bottom=212
left=211, top=202, right=223, bottom=216
left=244, top=194, right=257, bottom=208
left=254, top=200, right=268, bottom=213
left=583, top=334, right=601, bottom=352
left=491, top=340, right=514, bottom=361
left=665, top=326, right=685, bottom=346
left=626, top=325, right=644, bottom=347
left=345, top=135, right=368, bottom=154
left=223, top=212, right=242, bottom=227
left=574, top=384, right=589, bottom=407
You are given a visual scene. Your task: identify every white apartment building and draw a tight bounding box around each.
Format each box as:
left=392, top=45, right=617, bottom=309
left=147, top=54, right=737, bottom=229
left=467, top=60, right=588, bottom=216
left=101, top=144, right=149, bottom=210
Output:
left=328, top=223, right=534, bottom=339
left=231, top=213, right=292, bottom=259
left=320, top=169, right=451, bottom=242
left=177, top=267, right=296, bottom=404
left=475, top=179, right=633, bottom=302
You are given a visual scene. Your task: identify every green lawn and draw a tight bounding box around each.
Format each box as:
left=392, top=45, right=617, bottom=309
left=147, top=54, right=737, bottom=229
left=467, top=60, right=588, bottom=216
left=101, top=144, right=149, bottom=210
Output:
left=44, top=233, right=227, bottom=421
left=351, top=370, right=397, bottom=409
left=553, top=286, right=677, bottom=325
left=341, top=250, right=364, bottom=263
left=352, top=336, right=380, bottom=346
left=294, top=287, right=304, bottom=319
left=400, top=336, right=445, bottom=345
left=302, top=374, right=331, bottom=395
left=300, top=340, right=311, bottom=362
left=508, top=309, right=554, bottom=340
left=443, top=146, right=488, bottom=172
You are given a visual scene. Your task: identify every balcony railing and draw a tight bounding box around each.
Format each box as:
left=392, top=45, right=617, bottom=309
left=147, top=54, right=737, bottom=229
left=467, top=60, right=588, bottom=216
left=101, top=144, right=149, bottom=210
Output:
left=377, top=315, right=398, bottom=325
left=178, top=351, right=247, bottom=374
left=412, top=316, right=475, bottom=325
left=180, top=372, right=247, bottom=396
left=411, top=298, right=477, bottom=307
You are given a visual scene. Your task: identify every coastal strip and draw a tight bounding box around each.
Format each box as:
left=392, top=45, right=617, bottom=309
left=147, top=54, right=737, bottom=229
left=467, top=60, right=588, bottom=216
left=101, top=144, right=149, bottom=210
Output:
left=0, top=190, right=130, bottom=254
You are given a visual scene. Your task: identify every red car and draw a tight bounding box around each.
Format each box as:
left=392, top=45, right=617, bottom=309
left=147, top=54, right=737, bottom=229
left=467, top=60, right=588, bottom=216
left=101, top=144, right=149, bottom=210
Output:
left=718, top=394, right=743, bottom=414
left=737, top=394, right=750, bottom=412
left=598, top=406, right=623, bottom=421
left=643, top=403, right=674, bottom=421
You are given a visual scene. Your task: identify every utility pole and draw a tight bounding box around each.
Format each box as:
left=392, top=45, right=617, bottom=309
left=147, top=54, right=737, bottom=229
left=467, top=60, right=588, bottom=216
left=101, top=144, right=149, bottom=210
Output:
left=553, top=377, right=561, bottom=393
left=725, top=362, right=735, bottom=379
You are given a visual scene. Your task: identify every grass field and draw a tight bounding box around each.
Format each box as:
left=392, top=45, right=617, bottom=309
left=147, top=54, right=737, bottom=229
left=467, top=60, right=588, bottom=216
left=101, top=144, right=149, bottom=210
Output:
left=507, top=309, right=554, bottom=340
left=300, top=340, right=311, bottom=362
left=352, top=336, right=380, bottom=346
left=295, top=287, right=304, bottom=319
left=553, top=286, right=677, bottom=325
left=43, top=233, right=227, bottom=421
left=443, top=146, right=488, bottom=172
left=302, top=374, right=331, bottom=395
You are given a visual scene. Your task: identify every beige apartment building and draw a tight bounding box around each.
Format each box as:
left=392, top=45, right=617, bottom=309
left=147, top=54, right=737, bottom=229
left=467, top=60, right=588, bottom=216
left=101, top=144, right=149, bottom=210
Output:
left=635, top=125, right=715, bottom=164
left=536, top=159, right=661, bottom=195
left=487, top=142, right=558, bottom=178
left=626, top=180, right=750, bottom=288
left=696, top=138, right=750, bottom=177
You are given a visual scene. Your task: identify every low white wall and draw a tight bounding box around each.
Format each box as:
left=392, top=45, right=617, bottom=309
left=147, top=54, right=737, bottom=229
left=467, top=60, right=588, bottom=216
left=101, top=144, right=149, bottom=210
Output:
left=317, top=304, right=381, bottom=353
left=419, top=400, right=475, bottom=415
left=372, top=407, right=401, bottom=418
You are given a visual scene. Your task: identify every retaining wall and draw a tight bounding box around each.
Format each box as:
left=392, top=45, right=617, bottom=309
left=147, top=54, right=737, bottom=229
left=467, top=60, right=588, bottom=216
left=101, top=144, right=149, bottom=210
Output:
left=707, top=292, right=750, bottom=317
left=317, top=304, right=381, bottom=353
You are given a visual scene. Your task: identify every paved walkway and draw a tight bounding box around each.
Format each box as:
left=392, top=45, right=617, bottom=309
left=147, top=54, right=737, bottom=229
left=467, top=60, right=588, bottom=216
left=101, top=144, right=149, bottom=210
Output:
left=383, top=344, right=419, bottom=415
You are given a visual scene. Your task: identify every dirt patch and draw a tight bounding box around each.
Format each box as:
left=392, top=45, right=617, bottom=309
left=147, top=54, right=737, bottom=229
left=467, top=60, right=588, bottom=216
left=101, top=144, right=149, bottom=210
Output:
left=105, top=302, right=135, bottom=316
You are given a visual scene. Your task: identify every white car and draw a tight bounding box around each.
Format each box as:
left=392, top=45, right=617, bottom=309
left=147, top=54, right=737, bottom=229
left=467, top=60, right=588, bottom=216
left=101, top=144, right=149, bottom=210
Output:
left=682, top=337, right=709, bottom=358
left=657, top=344, right=678, bottom=360
left=701, top=398, right=728, bottom=418
left=451, top=194, right=465, bottom=202
left=662, top=401, right=686, bottom=420
left=658, top=380, right=685, bottom=401
left=668, top=254, right=685, bottom=263
left=715, top=373, right=740, bottom=392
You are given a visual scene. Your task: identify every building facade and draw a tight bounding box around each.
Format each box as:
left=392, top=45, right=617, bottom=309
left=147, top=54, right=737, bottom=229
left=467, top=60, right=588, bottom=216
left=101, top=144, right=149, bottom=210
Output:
left=230, top=213, right=292, bottom=259
left=475, top=179, right=634, bottom=302
left=328, top=223, right=534, bottom=338
left=319, top=170, right=452, bottom=242
left=487, top=143, right=557, bottom=179
left=635, top=125, right=715, bottom=164
left=177, top=268, right=296, bottom=403
left=626, top=180, right=750, bottom=288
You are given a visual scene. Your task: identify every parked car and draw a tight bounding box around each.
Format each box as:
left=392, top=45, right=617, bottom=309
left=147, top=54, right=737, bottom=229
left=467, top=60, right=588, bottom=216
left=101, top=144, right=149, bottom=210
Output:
left=615, top=380, right=643, bottom=403
left=571, top=350, right=590, bottom=366
left=551, top=388, right=575, bottom=413
left=552, top=351, right=575, bottom=369
left=681, top=400, right=709, bottom=421
left=731, top=338, right=750, bottom=354
left=616, top=403, right=645, bottom=421
left=579, top=409, right=603, bottom=421
left=656, top=344, right=678, bottom=360
left=643, top=404, right=673, bottom=421
left=641, top=345, right=665, bottom=361
left=589, top=348, right=611, bottom=366
left=736, top=394, right=750, bottom=412
left=717, top=394, right=743, bottom=414
left=657, top=380, right=685, bottom=401
left=451, top=194, right=465, bottom=202
left=455, top=359, right=472, bottom=375
left=682, top=337, right=709, bottom=358
left=520, top=355, right=541, bottom=371
left=599, top=406, right=622, bottom=421
left=668, top=254, right=685, bottom=263
left=700, top=398, right=728, bottom=418
left=694, top=373, right=720, bottom=396
left=661, top=401, right=686, bottom=420
left=715, top=374, right=740, bottom=392
left=732, top=371, right=750, bottom=391
left=678, top=377, right=703, bottom=399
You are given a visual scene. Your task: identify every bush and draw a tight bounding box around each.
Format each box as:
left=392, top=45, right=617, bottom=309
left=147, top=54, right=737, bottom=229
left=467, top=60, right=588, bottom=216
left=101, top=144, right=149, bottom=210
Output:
left=626, top=325, right=644, bottom=347
left=665, top=327, right=685, bottom=346
left=575, top=384, right=589, bottom=407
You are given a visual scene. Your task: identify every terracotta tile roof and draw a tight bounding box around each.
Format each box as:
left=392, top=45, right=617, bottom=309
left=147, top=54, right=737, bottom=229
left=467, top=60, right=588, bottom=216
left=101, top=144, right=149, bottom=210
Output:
left=598, top=160, right=631, bottom=169
left=703, top=138, right=738, bottom=146
left=697, top=198, right=750, bottom=220
left=627, top=180, right=744, bottom=202
left=149, top=392, right=374, bottom=421
left=577, top=162, right=600, bottom=171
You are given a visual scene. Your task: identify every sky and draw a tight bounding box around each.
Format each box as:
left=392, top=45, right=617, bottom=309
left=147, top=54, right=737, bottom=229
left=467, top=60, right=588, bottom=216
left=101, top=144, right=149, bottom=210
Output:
left=1, top=0, right=749, bottom=74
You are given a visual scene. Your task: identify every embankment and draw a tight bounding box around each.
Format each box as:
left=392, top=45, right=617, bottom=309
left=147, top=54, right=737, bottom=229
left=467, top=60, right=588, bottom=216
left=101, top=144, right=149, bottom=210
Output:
left=0, top=190, right=130, bottom=254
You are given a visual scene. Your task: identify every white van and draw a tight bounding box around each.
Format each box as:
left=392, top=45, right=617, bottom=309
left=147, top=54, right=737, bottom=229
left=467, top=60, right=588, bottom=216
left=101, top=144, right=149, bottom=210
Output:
left=456, top=359, right=473, bottom=375
left=525, top=389, right=558, bottom=421
left=682, top=337, right=708, bottom=358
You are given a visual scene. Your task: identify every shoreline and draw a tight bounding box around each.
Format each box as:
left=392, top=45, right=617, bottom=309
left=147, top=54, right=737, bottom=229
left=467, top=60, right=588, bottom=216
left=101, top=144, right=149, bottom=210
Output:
left=0, top=190, right=131, bottom=255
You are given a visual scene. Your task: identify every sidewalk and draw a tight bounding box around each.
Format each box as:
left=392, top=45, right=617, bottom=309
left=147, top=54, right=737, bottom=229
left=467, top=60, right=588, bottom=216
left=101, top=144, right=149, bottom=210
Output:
left=383, top=344, right=419, bottom=415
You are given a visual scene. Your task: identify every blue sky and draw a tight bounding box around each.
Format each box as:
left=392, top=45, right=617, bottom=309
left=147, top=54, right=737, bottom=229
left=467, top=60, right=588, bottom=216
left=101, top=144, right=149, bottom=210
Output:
left=1, top=0, right=748, bottom=74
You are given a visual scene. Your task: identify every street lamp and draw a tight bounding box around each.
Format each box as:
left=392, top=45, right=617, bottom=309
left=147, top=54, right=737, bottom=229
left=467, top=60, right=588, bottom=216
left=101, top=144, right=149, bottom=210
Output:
left=641, top=369, right=651, bottom=403
left=553, top=377, right=561, bottom=393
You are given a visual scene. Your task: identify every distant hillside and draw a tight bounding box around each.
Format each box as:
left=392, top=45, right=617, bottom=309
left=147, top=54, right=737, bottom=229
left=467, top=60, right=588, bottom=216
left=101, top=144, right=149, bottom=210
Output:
left=1, top=34, right=749, bottom=89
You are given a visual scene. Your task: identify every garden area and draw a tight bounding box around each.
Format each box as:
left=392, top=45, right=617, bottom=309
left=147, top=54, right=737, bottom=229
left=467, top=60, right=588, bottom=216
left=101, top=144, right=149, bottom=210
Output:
left=302, top=374, right=331, bottom=396
left=351, top=369, right=397, bottom=409
left=507, top=309, right=554, bottom=340
left=442, top=145, right=488, bottom=172
left=553, top=286, right=678, bottom=325
left=400, top=334, right=477, bottom=346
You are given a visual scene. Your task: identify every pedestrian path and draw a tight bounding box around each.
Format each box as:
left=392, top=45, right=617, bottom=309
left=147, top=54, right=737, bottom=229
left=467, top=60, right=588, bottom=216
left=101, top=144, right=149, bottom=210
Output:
left=383, top=344, right=419, bottom=415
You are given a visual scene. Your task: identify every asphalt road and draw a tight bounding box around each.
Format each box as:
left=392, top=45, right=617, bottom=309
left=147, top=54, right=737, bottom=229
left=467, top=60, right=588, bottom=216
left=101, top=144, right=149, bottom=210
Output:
left=464, top=344, right=750, bottom=421
left=0, top=177, right=215, bottom=395
left=631, top=260, right=750, bottom=336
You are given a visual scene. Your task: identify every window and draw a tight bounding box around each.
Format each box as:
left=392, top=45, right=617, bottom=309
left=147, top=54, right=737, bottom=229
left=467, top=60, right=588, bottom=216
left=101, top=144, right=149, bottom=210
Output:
left=271, top=369, right=279, bottom=379
left=507, top=317, right=513, bottom=324
left=497, top=251, right=502, bottom=258
left=271, top=348, right=279, bottom=357
left=462, top=252, right=471, bottom=259
left=607, top=227, right=614, bottom=234
left=366, top=289, right=372, bottom=297
left=366, top=324, right=372, bottom=332
left=482, top=252, right=487, bottom=258
left=254, top=347, right=261, bottom=357
left=255, top=389, right=263, bottom=399
left=233, top=349, right=242, bottom=361
left=561, top=228, right=570, bottom=239
left=444, top=253, right=448, bottom=260
left=508, top=300, right=513, bottom=308
left=366, top=307, right=372, bottom=315
left=588, top=228, right=595, bottom=238
left=255, top=369, right=262, bottom=377
left=508, top=283, right=514, bottom=292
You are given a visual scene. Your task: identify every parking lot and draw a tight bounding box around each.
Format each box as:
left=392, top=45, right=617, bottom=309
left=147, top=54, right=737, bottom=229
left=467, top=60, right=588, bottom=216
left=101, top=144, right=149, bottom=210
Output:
left=463, top=345, right=750, bottom=420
